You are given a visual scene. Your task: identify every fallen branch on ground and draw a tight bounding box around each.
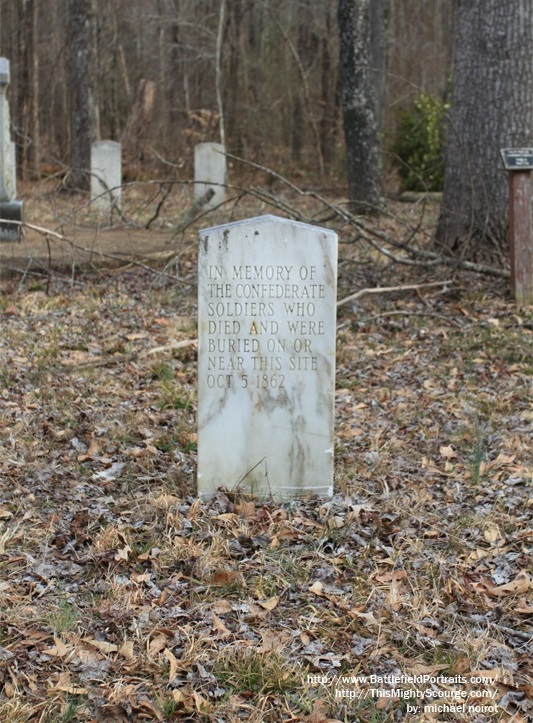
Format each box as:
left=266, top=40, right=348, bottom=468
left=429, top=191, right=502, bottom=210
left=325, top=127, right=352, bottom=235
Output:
left=337, top=280, right=454, bottom=308
left=226, top=153, right=510, bottom=279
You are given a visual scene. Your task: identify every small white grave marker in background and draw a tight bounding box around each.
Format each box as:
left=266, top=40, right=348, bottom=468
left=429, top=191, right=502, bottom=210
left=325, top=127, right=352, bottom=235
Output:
left=90, top=140, right=122, bottom=212
left=0, top=57, right=23, bottom=241
left=194, top=142, right=226, bottom=209
left=197, top=214, right=338, bottom=499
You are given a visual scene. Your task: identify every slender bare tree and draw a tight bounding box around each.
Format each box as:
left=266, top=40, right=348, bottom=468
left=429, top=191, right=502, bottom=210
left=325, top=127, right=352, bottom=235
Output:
left=338, top=0, right=385, bottom=213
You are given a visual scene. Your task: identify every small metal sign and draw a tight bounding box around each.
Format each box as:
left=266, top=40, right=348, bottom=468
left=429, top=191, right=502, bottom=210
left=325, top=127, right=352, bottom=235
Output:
left=500, top=148, right=533, bottom=170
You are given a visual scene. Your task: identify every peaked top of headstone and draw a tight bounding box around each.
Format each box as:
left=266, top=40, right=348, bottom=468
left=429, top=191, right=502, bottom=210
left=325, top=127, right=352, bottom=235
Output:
left=0, top=58, right=10, bottom=86
left=199, top=213, right=337, bottom=239
left=196, top=141, right=225, bottom=150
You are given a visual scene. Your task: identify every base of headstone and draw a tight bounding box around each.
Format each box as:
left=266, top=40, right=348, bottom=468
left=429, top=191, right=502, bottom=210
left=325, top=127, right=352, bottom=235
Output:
left=0, top=200, right=23, bottom=241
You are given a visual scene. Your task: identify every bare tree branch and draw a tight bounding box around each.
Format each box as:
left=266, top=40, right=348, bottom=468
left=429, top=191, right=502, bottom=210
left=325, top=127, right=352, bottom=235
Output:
left=337, top=280, right=454, bottom=308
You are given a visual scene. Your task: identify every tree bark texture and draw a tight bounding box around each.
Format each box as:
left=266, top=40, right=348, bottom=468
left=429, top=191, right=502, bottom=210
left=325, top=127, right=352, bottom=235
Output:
left=17, top=0, right=39, bottom=179
left=436, top=0, right=533, bottom=257
left=120, top=79, right=156, bottom=167
left=67, top=0, right=97, bottom=191
left=338, top=0, right=384, bottom=213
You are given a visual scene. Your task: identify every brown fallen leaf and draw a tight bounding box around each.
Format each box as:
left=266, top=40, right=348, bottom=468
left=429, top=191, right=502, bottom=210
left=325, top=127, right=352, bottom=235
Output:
left=148, top=633, right=169, bottom=657
left=45, top=637, right=69, bottom=658
left=164, top=647, right=180, bottom=682
left=114, top=542, right=132, bottom=561
left=490, top=572, right=532, bottom=597
left=212, top=599, right=233, bottom=615
left=515, top=598, right=533, bottom=614
left=207, top=569, right=242, bottom=586
left=490, top=452, right=516, bottom=467
left=261, top=631, right=287, bottom=652
left=49, top=671, right=87, bottom=695
left=466, top=668, right=505, bottom=682
left=483, top=523, right=504, bottom=543
left=350, top=610, right=380, bottom=626
left=439, top=444, right=456, bottom=459
left=235, top=500, right=255, bottom=518
left=385, top=581, right=403, bottom=611
left=414, top=622, right=438, bottom=638
left=301, top=699, right=343, bottom=723
left=247, top=603, right=269, bottom=619
left=257, top=595, right=279, bottom=611
left=119, top=640, right=135, bottom=660
left=410, top=663, right=449, bottom=676
left=212, top=612, right=232, bottom=638
left=375, top=570, right=407, bottom=584
left=172, top=685, right=210, bottom=713
left=309, top=581, right=324, bottom=596
left=83, top=638, right=118, bottom=654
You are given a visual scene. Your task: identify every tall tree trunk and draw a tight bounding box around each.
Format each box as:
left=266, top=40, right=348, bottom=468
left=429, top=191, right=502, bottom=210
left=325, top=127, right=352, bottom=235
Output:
left=165, top=0, right=182, bottom=157
left=436, top=0, right=533, bottom=259
left=338, top=0, right=384, bottom=213
left=226, top=0, right=242, bottom=155
left=67, top=0, right=97, bottom=191
left=319, top=7, right=335, bottom=170
left=215, top=0, right=227, bottom=148
left=18, top=0, right=39, bottom=179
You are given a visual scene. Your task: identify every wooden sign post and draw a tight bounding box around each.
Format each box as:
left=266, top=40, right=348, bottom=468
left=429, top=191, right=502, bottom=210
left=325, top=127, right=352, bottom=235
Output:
left=501, top=148, right=533, bottom=305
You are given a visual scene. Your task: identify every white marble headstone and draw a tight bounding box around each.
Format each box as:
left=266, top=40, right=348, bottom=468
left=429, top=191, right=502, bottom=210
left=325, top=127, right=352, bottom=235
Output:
left=197, top=214, right=337, bottom=498
left=0, top=58, right=16, bottom=203
left=194, top=142, right=226, bottom=209
left=0, top=57, right=23, bottom=241
left=90, top=140, right=122, bottom=212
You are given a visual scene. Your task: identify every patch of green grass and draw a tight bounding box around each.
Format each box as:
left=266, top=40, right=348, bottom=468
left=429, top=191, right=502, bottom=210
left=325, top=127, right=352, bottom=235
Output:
left=46, top=598, right=80, bottom=635
left=0, top=364, right=13, bottom=388
left=463, top=420, right=488, bottom=483
left=259, top=548, right=310, bottom=586
left=213, top=647, right=300, bottom=694
left=28, top=281, right=47, bottom=293
left=158, top=381, right=194, bottom=410
left=152, top=361, right=175, bottom=381
left=154, top=433, right=181, bottom=453
left=161, top=697, right=177, bottom=718
left=58, top=697, right=85, bottom=723
left=248, top=574, right=281, bottom=599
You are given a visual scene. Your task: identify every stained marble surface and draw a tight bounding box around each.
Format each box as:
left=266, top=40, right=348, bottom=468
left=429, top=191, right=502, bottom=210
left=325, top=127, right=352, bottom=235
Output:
left=0, top=58, right=16, bottom=203
left=197, top=214, right=337, bottom=498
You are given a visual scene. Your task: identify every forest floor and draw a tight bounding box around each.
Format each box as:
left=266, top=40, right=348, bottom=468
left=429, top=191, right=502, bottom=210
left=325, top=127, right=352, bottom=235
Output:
left=0, top=179, right=532, bottom=722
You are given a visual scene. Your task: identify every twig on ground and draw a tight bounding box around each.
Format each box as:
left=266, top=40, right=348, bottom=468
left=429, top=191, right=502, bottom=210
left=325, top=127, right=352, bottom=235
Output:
left=352, top=310, right=465, bottom=328
left=57, top=339, right=197, bottom=373
left=13, top=221, right=184, bottom=282
left=337, top=280, right=454, bottom=308
left=144, top=339, right=197, bottom=355
left=145, top=182, right=173, bottom=229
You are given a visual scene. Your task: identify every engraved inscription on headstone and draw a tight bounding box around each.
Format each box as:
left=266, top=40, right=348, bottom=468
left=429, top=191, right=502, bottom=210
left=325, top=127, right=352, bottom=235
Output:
left=90, top=140, right=122, bottom=212
left=194, top=142, right=226, bottom=209
left=197, top=214, right=337, bottom=498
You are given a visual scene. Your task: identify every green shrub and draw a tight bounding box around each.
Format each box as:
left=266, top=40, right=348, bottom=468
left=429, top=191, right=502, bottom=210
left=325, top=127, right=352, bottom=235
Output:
left=391, top=92, right=449, bottom=192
